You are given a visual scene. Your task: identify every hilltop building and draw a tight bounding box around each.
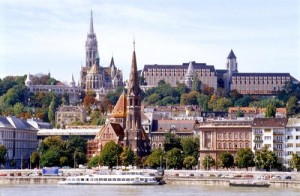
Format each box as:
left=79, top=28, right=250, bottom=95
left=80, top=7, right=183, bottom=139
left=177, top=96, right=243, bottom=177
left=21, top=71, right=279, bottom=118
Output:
left=87, top=42, right=151, bottom=158
left=142, top=50, right=298, bottom=95
left=80, top=11, right=123, bottom=99
left=25, top=73, right=81, bottom=105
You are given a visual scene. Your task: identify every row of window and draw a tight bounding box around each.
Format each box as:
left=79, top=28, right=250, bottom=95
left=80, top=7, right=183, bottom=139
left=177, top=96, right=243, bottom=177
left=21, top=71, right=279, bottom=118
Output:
left=217, top=132, right=250, bottom=140
left=217, top=142, right=249, bottom=149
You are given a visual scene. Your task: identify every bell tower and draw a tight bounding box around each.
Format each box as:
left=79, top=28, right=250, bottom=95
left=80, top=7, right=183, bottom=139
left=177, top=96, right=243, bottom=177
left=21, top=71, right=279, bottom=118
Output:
left=85, top=10, right=98, bottom=68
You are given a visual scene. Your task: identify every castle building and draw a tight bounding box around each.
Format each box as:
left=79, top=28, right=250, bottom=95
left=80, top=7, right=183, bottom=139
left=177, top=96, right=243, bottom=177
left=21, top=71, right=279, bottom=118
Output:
left=87, top=42, right=150, bottom=158
left=80, top=11, right=123, bottom=99
left=25, top=73, right=81, bottom=105
left=142, top=50, right=298, bottom=95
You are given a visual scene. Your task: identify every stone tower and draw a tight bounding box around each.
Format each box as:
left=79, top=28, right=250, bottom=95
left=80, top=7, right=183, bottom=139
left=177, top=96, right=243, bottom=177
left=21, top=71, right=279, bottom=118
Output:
left=124, top=41, right=149, bottom=156
left=85, top=10, right=98, bottom=68
left=184, top=61, right=195, bottom=89
left=225, top=49, right=238, bottom=90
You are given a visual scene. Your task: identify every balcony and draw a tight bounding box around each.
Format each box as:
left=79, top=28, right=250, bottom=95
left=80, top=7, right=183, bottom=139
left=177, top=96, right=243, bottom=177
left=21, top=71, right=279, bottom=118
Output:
left=254, top=132, right=263, bottom=135
left=273, top=140, right=283, bottom=143
left=273, top=132, right=283, bottom=135
left=253, top=139, right=263, bottom=143
left=273, top=147, right=283, bottom=151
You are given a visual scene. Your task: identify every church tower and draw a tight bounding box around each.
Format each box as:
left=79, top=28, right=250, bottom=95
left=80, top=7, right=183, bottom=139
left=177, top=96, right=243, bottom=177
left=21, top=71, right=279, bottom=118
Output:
left=85, top=11, right=98, bottom=68
left=124, top=41, right=149, bottom=156
left=184, top=61, right=195, bottom=89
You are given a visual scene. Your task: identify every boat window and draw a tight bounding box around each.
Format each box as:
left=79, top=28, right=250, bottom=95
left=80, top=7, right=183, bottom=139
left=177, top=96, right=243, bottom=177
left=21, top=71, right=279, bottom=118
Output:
left=113, top=178, right=116, bottom=181
left=95, top=178, right=98, bottom=181
left=117, top=178, right=121, bottom=181
left=131, top=178, right=134, bottom=181
left=81, top=178, right=84, bottom=181
left=104, top=178, right=107, bottom=181
left=126, top=178, right=130, bottom=181
left=108, top=178, right=111, bottom=181
left=122, top=178, right=125, bottom=181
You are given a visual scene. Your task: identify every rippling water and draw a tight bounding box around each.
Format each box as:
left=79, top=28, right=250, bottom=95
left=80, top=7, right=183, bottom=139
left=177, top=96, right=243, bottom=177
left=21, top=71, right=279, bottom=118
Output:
left=0, top=184, right=299, bottom=196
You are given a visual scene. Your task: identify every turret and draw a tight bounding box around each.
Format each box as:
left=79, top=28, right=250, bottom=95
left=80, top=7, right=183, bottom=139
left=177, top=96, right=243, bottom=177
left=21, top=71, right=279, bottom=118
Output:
left=225, top=49, right=238, bottom=90
left=69, top=73, right=75, bottom=87
left=85, top=10, right=98, bottom=67
left=184, top=61, right=195, bottom=89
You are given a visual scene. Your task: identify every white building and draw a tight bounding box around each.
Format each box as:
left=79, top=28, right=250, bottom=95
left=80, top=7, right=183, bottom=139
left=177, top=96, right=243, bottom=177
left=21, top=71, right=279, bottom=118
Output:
left=285, top=118, right=300, bottom=167
left=0, top=116, right=38, bottom=169
left=251, top=118, right=288, bottom=168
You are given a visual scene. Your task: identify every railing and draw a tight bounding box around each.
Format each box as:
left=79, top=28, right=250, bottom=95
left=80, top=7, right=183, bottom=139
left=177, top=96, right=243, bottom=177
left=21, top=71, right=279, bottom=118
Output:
left=253, top=139, right=263, bottom=143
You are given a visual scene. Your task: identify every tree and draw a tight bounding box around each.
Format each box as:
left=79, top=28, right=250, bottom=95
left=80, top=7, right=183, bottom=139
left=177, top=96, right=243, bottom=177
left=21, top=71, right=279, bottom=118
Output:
left=236, top=109, right=244, bottom=117
left=40, top=147, right=61, bottom=167
left=255, top=146, right=278, bottom=171
left=48, top=96, right=58, bottom=125
left=235, top=148, right=255, bottom=171
left=180, top=91, right=199, bottom=105
left=165, top=148, right=183, bottom=169
left=234, top=96, right=253, bottom=107
left=286, top=96, right=299, bottom=116
left=197, top=94, right=209, bottom=112
left=183, top=156, right=197, bottom=170
left=88, top=155, right=101, bottom=168
left=192, top=73, right=201, bottom=93
left=0, top=145, right=7, bottom=167
left=202, top=155, right=215, bottom=170
left=265, top=104, right=276, bottom=118
left=30, top=151, right=40, bottom=169
left=181, top=137, right=199, bottom=160
left=120, top=147, right=137, bottom=167
left=164, top=132, right=182, bottom=152
left=291, top=153, right=300, bottom=170
left=146, top=148, right=164, bottom=168
left=99, top=141, right=122, bottom=168
left=218, top=152, right=234, bottom=170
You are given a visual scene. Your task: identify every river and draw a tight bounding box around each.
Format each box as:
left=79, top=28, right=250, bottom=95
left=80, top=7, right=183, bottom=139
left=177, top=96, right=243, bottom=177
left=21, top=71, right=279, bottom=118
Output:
left=0, top=184, right=299, bottom=196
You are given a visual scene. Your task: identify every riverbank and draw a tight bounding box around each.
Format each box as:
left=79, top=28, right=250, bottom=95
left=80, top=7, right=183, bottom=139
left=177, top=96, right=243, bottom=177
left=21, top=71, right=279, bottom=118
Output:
left=0, top=169, right=299, bottom=188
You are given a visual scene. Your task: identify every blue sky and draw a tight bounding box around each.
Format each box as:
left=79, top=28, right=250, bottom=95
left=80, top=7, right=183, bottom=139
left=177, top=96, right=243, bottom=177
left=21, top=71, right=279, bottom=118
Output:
left=0, top=0, right=299, bottom=83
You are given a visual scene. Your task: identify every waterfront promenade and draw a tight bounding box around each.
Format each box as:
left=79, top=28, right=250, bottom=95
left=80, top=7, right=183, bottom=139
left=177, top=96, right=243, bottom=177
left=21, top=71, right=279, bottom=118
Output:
left=0, top=169, right=299, bottom=188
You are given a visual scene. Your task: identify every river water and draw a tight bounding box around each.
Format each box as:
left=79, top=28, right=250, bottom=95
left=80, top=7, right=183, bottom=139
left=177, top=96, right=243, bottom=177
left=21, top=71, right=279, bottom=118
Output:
left=0, top=184, right=299, bottom=196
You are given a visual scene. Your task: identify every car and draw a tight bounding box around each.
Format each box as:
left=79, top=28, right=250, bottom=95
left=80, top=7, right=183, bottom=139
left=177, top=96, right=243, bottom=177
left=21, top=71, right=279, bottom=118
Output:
left=282, top=176, right=292, bottom=180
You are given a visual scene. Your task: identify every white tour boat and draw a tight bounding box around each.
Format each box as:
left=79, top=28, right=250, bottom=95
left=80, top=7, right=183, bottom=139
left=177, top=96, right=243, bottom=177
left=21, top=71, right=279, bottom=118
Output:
left=58, top=171, right=161, bottom=185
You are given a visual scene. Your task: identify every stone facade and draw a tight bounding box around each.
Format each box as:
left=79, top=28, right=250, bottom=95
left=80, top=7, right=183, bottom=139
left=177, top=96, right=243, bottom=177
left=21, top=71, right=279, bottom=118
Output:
left=80, top=11, right=123, bottom=99
left=141, top=50, right=298, bottom=95
left=55, top=105, right=87, bottom=128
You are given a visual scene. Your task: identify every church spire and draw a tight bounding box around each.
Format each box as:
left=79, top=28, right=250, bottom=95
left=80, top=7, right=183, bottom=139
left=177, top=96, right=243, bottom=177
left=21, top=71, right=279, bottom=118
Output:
left=128, top=39, right=139, bottom=95
left=90, top=10, right=94, bottom=34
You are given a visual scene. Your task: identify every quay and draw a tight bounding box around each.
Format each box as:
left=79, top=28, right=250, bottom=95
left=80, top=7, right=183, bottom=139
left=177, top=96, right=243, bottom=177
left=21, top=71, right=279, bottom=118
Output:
left=0, top=169, right=299, bottom=188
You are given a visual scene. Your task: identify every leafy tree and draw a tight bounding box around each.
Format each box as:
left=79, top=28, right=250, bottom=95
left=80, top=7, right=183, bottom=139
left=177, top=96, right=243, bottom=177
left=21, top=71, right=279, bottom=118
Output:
left=235, top=148, right=255, bottom=171
left=217, top=78, right=225, bottom=88
left=202, top=84, right=215, bottom=96
left=176, top=82, right=190, bottom=95
left=0, top=145, right=7, bottom=167
left=40, top=147, right=61, bottom=167
left=146, top=148, right=164, bottom=168
left=236, top=109, right=244, bottom=117
left=99, top=141, right=122, bottom=168
left=286, top=96, right=299, bottom=116
left=13, top=102, right=26, bottom=117
left=165, top=148, right=183, bottom=169
left=234, top=96, right=253, bottom=107
left=183, top=156, right=197, bottom=170
left=90, top=109, right=106, bottom=125
left=192, top=73, right=201, bottom=93
left=180, top=91, right=199, bottom=105
left=291, top=153, right=300, bottom=170
left=88, top=155, right=101, bottom=168
left=255, top=146, right=278, bottom=171
left=181, top=137, right=199, bottom=160
left=197, top=94, right=209, bottom=112
left=66, top=136, right=87, bottom=166
left=30, top=151, right=40, bottom=168
left=202, top=154, right=215, bottom=170
left=147, top=93, right=160, bottom=105
left=106, top=86, right=124, bottom=105
left=250, top=97, right=284, bottom=108
left=230, top=89, right=243, bottom=100
left=120, top=147, right=137, bottom=167
left=164, top=132, right=182, bottom=152
left=218, top=152, right=234, bottom=170
left=265, top=104, right=276, bottom=118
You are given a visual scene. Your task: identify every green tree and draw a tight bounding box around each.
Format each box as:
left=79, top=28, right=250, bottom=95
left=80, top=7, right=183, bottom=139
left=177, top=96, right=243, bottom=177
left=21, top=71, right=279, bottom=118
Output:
left=202, top=155, right=215, bottom=170
left=236, top=109, right=244, bottom=117
left=291, top=153, right=300, bottom=170
left=183, top=156, right=197, bottom=170
left=197, top=94, right=209, bottom=112
left=165, top=148, right=183, bottom=169
left=265, top=104, right=276, bottom=118
left=0, top=145, right=7, bottom=167
left=88, top=155, right=101, bottom=168
left=99, top=141, right=122, bottom=168
left=286, top=96, right=299, bottom=116
left=120, top=147, right=137, bottom=167
left=181, top=137, right=199, bottom=160
left=164, top=132, right=182, bottom=152
left=218, top=152, right=234, bottom=170
left=255, top=146, right=278, bottom=171
left=146, top=148, right=164, bottom=168
left=48, top=96, right=58, bottom=125
left=30, top=151, right=40, bottom=169
left=13, top=102, right=26, bottom=117
left=41, top=147, right=61, bottom=167
left=235, top=148, right=255, bottom=171
left=192, top=73, right=201, bottom=93
left=234, top=96, right=253, bottom=107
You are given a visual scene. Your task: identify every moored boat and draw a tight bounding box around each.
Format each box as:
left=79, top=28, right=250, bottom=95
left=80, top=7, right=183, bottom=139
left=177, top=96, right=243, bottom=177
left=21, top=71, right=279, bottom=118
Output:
left=58, top=171, right=162, bottom=185
left=229, top=180, right=270, bottom=187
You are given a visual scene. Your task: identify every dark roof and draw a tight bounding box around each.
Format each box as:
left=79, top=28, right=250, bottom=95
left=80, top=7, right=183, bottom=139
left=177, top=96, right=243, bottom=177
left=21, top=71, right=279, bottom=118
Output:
left=152, top=119, right=195, bottom=132
left=8, top=116, right=37, bottom=130
left=110, top=123, right=124, bottom=137
left=143, top=62, right=215, bottom=72
left=216, top=69, right=227, bottom=77
left=227, top=50, right=236, bottom=59
left=0, top=117, right=14, bottom=128
left=232, top=73, right=291, bottom=77
left=252, top=118, right=288, bottom=128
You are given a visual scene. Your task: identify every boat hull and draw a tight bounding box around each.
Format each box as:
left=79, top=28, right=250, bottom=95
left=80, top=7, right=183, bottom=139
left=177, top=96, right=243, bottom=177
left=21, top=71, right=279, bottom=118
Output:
left=229, top=180, right=270, bottom=188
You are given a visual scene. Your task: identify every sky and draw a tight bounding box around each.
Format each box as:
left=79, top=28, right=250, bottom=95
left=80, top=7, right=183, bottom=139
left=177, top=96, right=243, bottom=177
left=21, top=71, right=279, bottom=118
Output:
left=0, top=0, right=299, bottom=83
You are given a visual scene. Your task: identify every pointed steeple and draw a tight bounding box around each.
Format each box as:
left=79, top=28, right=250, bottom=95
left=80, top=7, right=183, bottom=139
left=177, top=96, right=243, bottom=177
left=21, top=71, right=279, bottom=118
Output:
left=110, top=56, right=115, bottom=68
left=185, top=61, right=195, bottom=77
left=128, top=39, right=139, bottom=95
left=227, top=49, right=236, bottom=59
left=69, top=73, right=75, bottom=87
left=90, top=10, right=94, bottom=34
